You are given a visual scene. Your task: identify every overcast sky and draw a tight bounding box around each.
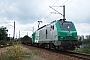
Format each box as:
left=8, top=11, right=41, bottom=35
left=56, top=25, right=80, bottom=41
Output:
left=0, top=0, right=90, bottom=38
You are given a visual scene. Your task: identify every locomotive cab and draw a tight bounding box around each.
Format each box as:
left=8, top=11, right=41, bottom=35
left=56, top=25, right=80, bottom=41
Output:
left=56, top=20, right=82, bottom=50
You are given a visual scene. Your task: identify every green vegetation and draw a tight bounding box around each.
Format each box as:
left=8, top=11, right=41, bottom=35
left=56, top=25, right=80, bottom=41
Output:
left=0, top=26, right=12, bottom=46
left=32, top=50, right=38, bottom=55
left=82, top=39, right=90, bottom=44
left=75, top=39, right=90, bottom=54
left=0, top=41, right=38, bottom=60
left=0, top=25, right=38, bottom=60
left=0, top=40, right=7, bottom=45
left=0, top=40, right=13, bottom=46
left=0, top=26, right=8, bottom=40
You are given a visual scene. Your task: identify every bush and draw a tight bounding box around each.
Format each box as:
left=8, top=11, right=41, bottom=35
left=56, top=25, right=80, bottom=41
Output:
left=75, top=39, right=90, bottom=54
left=7, top=45, right=24, bottom=60
left=82, top=39, right=90, bottom=44
left=0, top=41, right=38, bottom=60
left=76, top=47, right=90, bottom=54
left=0, top=40, right=7, bottom=45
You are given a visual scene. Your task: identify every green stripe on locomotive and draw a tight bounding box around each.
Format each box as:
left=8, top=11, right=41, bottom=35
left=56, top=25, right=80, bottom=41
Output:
left=32, top=32, right=36, bottom=42
left=55, top=21, right=78, bottom=41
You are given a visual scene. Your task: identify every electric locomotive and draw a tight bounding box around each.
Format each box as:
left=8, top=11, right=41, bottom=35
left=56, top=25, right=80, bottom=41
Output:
left=31, top=5, right=82, bottom=50
left=32, top=19, right=81, bottom=50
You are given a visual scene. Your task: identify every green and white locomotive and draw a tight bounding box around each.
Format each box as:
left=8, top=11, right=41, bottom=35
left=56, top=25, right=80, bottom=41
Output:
left=32, top=5, right=81, bottom=50
left=32, top=19, right=81, bottom=50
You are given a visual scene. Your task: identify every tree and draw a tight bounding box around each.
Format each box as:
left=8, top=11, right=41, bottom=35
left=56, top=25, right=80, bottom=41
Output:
left=75, top=39, right=90, bottom=54
left=0, top=26, right=8, bottom=40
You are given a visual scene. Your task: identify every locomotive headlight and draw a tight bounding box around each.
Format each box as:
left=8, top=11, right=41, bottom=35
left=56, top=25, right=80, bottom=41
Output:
left=61, top=37, right=63, bottom=38
left=75, top=37, right=77, bottom=38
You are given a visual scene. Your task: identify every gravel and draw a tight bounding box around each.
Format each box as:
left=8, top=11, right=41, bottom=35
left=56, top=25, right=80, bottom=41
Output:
left=0, top=45, right=83, bottom=60
left=22, top=45, right=82, bottom=60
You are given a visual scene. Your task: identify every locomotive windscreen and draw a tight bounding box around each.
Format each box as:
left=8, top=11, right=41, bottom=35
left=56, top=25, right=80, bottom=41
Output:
left=59, top=22, right=74, bottom=30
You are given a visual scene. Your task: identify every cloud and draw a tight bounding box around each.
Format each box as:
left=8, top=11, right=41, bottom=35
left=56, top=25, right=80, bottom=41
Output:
left=75, top=23, right=90, bottom=35
left=0, top=0, right=90, bottom=24
left=0, top=0, right=51, bottom=24
left=66, top=0, right=90, bottom=23
left=0, top=0, right=90, bottom=37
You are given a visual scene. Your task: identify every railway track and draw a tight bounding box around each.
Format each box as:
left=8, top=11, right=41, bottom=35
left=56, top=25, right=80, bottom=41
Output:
left=23, top=44, right=90, bottom=60
left=0, top=45, right=11, bottom=48
left=46, top=48, right=90, bottom=60
left=62, top=51, right=90, bottom=60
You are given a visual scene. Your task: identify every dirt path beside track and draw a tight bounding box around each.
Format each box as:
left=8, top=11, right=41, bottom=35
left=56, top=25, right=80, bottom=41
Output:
left=0, top=45, right=82, bottom=60
left=22, top=45, right=82, bottom=60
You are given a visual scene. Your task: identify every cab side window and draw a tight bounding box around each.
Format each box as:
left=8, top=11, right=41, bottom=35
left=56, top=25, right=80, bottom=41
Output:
left=51, top=25, right=54, bottom=30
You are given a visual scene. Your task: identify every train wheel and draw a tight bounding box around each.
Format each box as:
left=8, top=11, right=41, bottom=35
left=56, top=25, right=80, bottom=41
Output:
left=49, top=43, right=55, bottom=49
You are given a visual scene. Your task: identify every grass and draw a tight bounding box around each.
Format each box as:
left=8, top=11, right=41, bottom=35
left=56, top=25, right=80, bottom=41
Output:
left=0, top=41, right=38, bottom=60
left=75, top=39, right=90, bottom=54
left=75, top=46, right=90, bottom=54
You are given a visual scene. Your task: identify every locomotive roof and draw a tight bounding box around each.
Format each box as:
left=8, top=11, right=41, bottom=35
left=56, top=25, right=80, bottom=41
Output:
left=37, top=19, right=72, bottom=30
left=37, top=25, right=46, bottom=30
left=37, top=20, right=57, bottom=30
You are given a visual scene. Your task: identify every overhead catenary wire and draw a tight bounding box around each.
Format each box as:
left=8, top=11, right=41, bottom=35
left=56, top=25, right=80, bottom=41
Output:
left=42, top=0, right=70, bottom=20
left=43, top=0, right=73, bottom=20
left=0, top=1, right=16, bottom=39
left=65, top=0, right=73, bottom=5
left=49, top=6, right=63, bottom=15
left=37, top=0, right=59, bottom=20
left=0, top=1, right=12, bottom=19
left=61, top=0, right=68, bottom=6
left=49, top=0, right=69, bottom=13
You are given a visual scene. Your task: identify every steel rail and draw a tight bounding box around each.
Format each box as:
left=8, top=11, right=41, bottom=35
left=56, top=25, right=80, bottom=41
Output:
left=23, top=44, right=90, bottom=60
left=61, top=51, right=90, bottom=60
